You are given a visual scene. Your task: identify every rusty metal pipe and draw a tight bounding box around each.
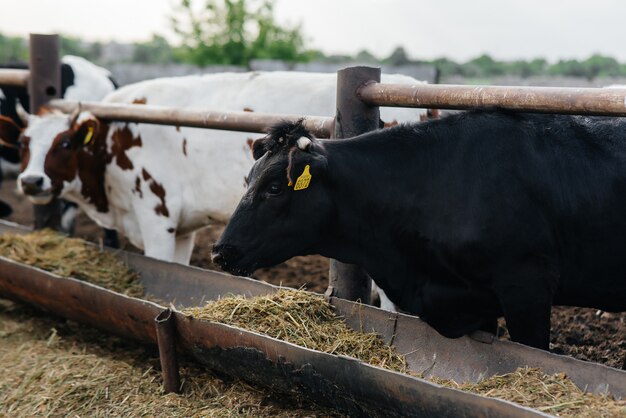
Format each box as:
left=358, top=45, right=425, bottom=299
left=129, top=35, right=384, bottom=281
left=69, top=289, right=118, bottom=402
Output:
left=49, top=99, right=334, bottom=138
left=0, top=69, right=29, bottom=87
left=359, top=82, right=626, bottom=116
left=328, top=66, right=380, bottom=304
left=29, top=34, right=63, bottom=232
left=155, top=309, right=181, bottom=394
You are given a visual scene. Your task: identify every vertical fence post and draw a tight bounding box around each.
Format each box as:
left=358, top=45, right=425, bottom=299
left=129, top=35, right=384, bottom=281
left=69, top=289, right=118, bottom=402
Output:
left=327, top=66, right=381, bottom=304
left=29, top=34, right=62, bottom=230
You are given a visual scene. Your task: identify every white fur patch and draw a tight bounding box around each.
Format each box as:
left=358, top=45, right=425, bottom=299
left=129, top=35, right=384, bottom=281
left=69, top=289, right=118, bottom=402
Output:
left=296, top=136, right=311, bottom=150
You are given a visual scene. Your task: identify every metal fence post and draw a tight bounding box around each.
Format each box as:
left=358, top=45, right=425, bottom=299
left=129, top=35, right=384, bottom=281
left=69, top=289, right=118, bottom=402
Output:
left=327, top=66, right=381, bottom=304
left=29, top=34, right=62, bottom=230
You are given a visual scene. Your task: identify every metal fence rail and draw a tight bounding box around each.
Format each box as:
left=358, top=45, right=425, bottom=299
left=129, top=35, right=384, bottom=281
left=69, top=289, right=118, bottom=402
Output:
left=50, top=99, right=334, bottom=138
left=0, top=69, right=29, bottom=87
left=359, top=82, right=626, bottom=116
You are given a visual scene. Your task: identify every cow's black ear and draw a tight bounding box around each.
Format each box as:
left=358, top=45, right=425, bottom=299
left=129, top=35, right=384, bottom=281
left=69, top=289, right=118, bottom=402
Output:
left=287, top=149, right=328, bottom=190
left=0, top=115, right=21, bottom=148
left=252, top=136, right=272, bottom=160
left=72, top=118, right=100, bottom=147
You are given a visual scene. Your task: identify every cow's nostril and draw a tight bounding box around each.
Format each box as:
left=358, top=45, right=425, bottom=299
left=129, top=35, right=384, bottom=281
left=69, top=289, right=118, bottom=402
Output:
left=20, top=175, right=45, bottom=194
left=211, top=251, right=224, bottom=264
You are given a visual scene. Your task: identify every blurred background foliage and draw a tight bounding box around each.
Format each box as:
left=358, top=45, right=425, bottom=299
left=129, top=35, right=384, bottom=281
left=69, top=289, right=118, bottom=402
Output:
left=1, top=0, right=626, bottom=80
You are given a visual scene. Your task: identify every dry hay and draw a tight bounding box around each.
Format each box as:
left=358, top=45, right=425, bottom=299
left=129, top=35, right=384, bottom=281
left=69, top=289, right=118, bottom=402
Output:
left=185, top=289, right=626, bottom=417
left=0, top=299, right=342, bottom=417
left=435, top=367, right=626, bottom=417
left=0, top=229, right=143, bottom=297
left=1, top=231, right=624, bottom=416
left=183, top=288, right=409, bottom=373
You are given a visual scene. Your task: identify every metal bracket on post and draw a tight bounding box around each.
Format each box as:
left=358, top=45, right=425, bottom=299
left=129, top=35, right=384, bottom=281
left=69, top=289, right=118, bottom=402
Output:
left=328, top=66, right=382, bottom=304
left=28, top=34, right=62, bottom=230
left=155, top=308, right=181, bottom=394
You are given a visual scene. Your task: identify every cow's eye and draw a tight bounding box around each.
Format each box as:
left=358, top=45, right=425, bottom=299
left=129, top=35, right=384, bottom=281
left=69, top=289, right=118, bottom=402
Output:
left=60, top=139, right=71, bottom=149
left=267, top=183, right=283, bottom=196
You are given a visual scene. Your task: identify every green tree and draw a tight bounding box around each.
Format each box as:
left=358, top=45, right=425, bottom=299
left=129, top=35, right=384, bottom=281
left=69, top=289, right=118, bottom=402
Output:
left=385, top=46, right=411, bottom=66
left=0, top=33, right=28, bottom=63
left=354, top=49, right=379, bottom=63
left=171, top=0, right=308, bottom=66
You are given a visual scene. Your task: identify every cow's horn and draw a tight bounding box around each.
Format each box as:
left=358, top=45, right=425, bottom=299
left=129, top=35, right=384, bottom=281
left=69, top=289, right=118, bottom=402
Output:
left=296, top=136, right=312, bottom=151
left=68, top=102, right=82, bottom=126
left=15, top=99, right=30, bottom=126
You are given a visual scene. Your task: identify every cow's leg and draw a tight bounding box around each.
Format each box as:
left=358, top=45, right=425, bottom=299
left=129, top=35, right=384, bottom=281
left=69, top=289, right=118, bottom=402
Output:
left=497, top=289, right=552, bottom=350
left=173, top=232, right=196, bottom=265
left=138, top=217, right=177, bottom=262
left=103, top=228, right=119, bottom=248
left=377, top=287, right=397, bottom=312
left=493, top=260, right=556, bottom=349
left=418, top=282, right=500, bottom=339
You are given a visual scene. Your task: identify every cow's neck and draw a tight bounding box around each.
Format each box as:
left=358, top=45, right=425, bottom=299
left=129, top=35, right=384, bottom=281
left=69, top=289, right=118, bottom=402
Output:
left=320, top=132, right=434, bottom=288
left=71, top=123, right=111, bottom=213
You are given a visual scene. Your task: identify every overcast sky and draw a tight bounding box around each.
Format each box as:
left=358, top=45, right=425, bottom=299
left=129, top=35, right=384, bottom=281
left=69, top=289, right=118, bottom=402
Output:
left=2, top=0, right=626, bottom=62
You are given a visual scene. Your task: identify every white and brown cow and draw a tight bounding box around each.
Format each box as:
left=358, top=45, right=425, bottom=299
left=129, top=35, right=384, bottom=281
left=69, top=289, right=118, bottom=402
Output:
left=1, top=71, right=429, bottom=269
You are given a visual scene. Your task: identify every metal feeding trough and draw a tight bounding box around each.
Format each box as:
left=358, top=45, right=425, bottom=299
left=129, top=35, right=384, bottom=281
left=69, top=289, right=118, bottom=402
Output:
left=0, top=220, right=623, bottom=417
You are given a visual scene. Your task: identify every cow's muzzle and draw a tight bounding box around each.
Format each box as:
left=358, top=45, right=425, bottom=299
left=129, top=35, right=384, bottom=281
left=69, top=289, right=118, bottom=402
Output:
left=19, top=175, right=45, bottom=195
left=211, top=244, right=248, bottom=275
left=18, top=174, right=53, bottom=204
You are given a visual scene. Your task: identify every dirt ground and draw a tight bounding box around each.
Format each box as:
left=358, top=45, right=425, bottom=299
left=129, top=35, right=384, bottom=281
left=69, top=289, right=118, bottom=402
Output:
left=0, top=178, right=624, bottom=370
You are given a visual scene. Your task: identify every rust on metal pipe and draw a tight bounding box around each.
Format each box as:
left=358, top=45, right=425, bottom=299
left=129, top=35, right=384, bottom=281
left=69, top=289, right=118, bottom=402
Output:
left=0, top=69, right=29, bottom=87
left=49, top=99, right=334, bottom=139
left=155, top=309, right=181, bottom=394
left=359, top=83, right=626, bottom=116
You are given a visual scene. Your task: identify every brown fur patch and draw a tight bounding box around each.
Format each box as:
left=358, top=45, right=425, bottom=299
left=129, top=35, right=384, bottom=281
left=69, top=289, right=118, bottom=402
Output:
left=44, top=130, right=79, bottom=196
left=133, top=176, right=143, bottom=198
left=111, top=125, right=142, bottom=170
left=43, top=122, right=111, bottom=213
left=243, top=107, right=254, bottom=112
left=141, top=168, right=169, bottom=217
left=132, top=98, right=147, bottom=105
left=428, top=108, right=441, bottom=119
left=383, top=119, right=398, bottom=128
left=246, top=138, right=254, bottom=151
left=182, top=138, right=187, bottom=156
left=35, top=106, right=53, bottom=116
left=0, top=115, right=21, bottom=147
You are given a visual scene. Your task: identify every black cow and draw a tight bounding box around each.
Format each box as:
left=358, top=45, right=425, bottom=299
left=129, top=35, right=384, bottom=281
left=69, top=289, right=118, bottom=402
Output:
left=212, top=112, right=626, bottom=350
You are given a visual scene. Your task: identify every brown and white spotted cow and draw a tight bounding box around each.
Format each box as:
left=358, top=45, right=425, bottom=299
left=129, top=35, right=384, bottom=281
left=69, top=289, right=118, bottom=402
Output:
left=0, top=71, right=429, bottom=270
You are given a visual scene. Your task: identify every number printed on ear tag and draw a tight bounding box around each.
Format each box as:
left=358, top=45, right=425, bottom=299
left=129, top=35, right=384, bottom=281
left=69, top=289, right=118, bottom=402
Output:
left=294, top=165, right=312, bottom=191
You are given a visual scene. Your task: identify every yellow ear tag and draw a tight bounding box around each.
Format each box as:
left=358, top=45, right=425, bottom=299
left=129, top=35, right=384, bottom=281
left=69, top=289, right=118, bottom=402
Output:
left=83, top=126, right=94, bottom=145
left=293, top=165, right=312, bottom=191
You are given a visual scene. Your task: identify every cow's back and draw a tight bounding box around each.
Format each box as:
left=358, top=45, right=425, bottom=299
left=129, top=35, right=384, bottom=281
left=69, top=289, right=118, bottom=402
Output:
left=394, top=111, right=626, bottom=311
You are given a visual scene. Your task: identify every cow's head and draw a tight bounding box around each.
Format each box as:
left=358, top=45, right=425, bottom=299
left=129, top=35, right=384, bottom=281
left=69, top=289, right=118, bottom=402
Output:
left=212, top=119, right=333, bottom=275
left=15, top=105, right=100, bottom=204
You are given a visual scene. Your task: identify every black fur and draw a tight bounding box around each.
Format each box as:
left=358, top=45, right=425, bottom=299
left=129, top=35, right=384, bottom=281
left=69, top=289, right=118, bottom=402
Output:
left=253, top=119, right=313, bottom=160
left=216, top=109, right=626, bottom=350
